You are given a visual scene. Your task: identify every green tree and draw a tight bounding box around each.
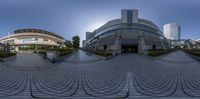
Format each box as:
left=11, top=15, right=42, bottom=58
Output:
left=72, top=35, right=80, bottom=50
left=64, top=40, right=73, bottom=48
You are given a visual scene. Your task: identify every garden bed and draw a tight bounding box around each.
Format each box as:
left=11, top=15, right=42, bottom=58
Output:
left=184, top=49, right=200, bottom=57
left=38, top=48, right=74, bottom=63
left=148, top=49, right=174, bottom=57
left=84, top=50, right=112, bottom=57
left=0, top=51, right=16, bottom=58
left=184, top=49, right=200, bottom=61
left=0, top=51, right=16, bottom=62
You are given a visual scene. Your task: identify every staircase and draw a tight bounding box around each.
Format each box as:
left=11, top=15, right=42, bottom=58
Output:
left=160, top=38, right=166, bottom=49
left=112, top=34, right=121, bottom=55
left=138, top=32, right=147, bottom=54
left=113, top=34, right=121, bottom=50
left=186, top=41, right=191, bottom=49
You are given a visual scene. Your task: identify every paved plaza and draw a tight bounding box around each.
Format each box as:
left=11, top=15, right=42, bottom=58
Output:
left=0, top=50, right=200, bottom=98
left=63, top=50, right=103, bottom=63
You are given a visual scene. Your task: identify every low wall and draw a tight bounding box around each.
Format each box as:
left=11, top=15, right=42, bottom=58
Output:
left=0, top=55, right=17, bottom=62
left=38, top=52, right=73, bottom=63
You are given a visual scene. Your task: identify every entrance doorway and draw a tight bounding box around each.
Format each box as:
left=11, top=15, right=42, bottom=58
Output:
left=121, top=45, right=138, bottom=53
left=104, top=45, right=107, bottom=50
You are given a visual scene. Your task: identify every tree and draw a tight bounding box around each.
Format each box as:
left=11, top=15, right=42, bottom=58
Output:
left=64, top=40, right=73, bottom=48
left=72, top=35, right=80, bottom=50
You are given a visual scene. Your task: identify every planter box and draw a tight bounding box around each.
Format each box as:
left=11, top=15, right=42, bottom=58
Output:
left=39, top=51, right=73, bottom=63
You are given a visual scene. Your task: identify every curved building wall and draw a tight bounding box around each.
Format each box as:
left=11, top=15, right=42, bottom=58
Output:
left=84, top=9, right=170, bottom=53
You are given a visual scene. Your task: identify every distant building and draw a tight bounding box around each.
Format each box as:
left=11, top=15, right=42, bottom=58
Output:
left=0, top=29, right=65, bottom=52
left=82, top=40, right=86, bottom=47
left=163, top=23, right=181, bottom=40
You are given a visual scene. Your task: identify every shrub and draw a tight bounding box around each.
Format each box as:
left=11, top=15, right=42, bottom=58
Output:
left=185, top=49, right=200, bottom=57
left=38, top=51, right=47, bottom=55
left=86, top=50, right=112, bottom=57
left=0, top=51, right=16, bottom=58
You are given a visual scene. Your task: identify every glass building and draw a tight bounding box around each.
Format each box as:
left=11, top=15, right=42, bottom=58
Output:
left=163, top=23, right=181, bottom=40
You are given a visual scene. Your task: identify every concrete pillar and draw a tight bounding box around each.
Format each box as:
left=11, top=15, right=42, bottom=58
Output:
left=15, top=46, right=19, bottom=52
left=35, top=45, right=38, bottom=52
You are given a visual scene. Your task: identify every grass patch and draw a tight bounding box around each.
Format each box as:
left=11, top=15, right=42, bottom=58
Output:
left=0, top=51, right=16, bottom=58
left=148, top=49, right=173, bottom=57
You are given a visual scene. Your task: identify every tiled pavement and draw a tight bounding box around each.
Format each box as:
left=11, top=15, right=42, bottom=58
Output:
left=63, top=50, right=103, bottom=63
left=0, top=51, right=200, bottom=98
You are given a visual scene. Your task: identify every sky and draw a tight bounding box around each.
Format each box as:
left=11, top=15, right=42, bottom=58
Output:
left=0, top=0, right=200, bottom=43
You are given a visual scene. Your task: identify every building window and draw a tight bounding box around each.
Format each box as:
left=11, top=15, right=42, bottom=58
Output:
left=127, top=10, right=133, bottom=23
left=43, top=38, right=48, bottom=41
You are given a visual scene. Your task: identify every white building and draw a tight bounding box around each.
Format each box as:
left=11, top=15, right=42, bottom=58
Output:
left=0, top=29, right=65, bottom=52
left=163, top=23, right=181, bottom=40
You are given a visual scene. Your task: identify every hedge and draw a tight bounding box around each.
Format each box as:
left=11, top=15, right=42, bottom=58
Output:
left=0, top=51, right=16, bottom=58
left=185, top=49, right=200, bottom=57
left=85, top=50, right=112, bottom=57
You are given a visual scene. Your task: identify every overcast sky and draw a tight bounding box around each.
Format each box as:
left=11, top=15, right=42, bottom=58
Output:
left=0, top=0, right=200, bottom=42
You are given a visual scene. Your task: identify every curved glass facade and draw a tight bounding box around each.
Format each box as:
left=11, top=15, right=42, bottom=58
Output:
left=14, top=29, right=64, bottom=39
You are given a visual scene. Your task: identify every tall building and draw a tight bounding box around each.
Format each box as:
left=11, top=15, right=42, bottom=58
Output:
left=121, top=9, right=138, bottom=23
left=82, top=40, right=86, bottom=47
left=163, top=23, right=181, bottom=40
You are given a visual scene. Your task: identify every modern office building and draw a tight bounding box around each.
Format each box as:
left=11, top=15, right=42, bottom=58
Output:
left=82, top=40, right=86, bottom=47
left=0, top=29, right=65, bottom=51
left=84, top=9, right=170, bottom=54
left=197, top=39, right=200, bottom=48
left=163, top=23, right=181, bottom=40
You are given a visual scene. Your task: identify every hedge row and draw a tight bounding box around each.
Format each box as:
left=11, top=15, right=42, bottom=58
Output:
left=148, top=49, right=174, bottom=57
left=38, top=48, right=74, bottom=57
left=185, top=49, right=200, bottom=57
left=85, top=50, right=112, bottom=57
left=0, top=51, right=16, bottom=58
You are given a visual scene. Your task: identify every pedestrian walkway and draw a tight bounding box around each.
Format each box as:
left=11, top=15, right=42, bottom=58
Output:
left=63, top=49, right=103, bottom=63
left=158, top=51, right=198, bottom=64
left=0, top=50, right=199, bottom=98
